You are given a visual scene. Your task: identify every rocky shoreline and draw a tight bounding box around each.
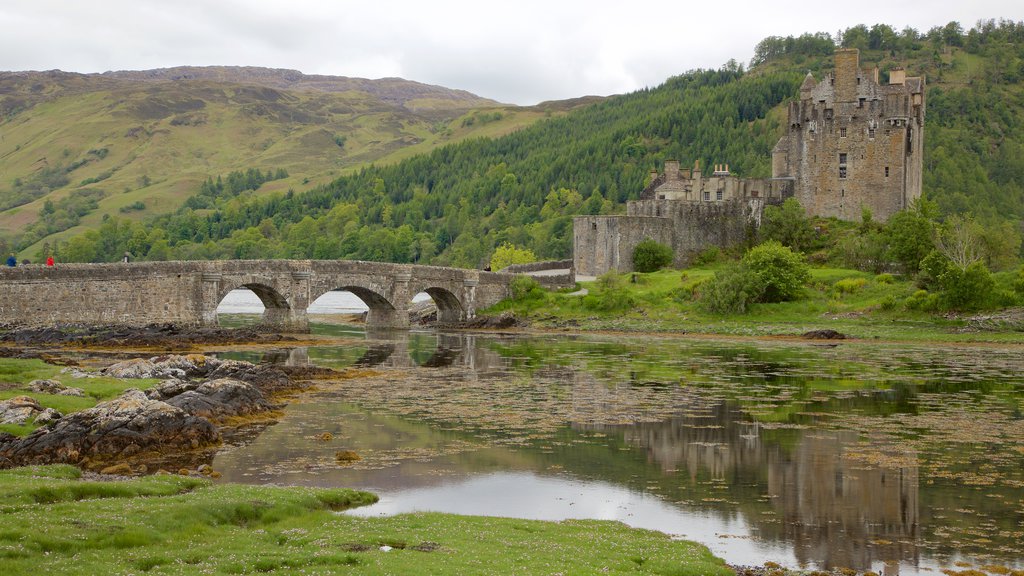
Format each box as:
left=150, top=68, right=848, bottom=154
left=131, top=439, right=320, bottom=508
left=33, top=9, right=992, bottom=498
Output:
left=0, top=323, right=349, bottom=474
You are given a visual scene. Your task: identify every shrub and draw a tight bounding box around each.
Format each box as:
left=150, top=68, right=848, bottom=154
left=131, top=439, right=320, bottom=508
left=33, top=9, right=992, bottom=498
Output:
left=699, top=264, right=763, bottom=314
left=632, top=239, right=674, bottom=273
left=940, top=261, right=995, bottom=311
left=741, top=241, right=810, bottom=303
left=905, top=289, right=939, bottom=311
left=583, top=272, right=635, bottom=312
left=509, top=275, right=543, bottom=301
left=875, top=273, right=894, bottom=284
left=834, top=277, right=867, bottom=294
left=693, top=246, right=722, bottom=266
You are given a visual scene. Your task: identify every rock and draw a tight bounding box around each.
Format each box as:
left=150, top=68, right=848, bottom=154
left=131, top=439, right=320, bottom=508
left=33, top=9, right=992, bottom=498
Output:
left=335, top=450, right=361, bottom=463
left=0, top=396, right=51, bottom=425
left=103, top=354, right=223, bottom=380
left=100, top=463, right=133, bottom=476
left=802, top=329, right=847, bottom=340
left=161, top=378, right=273, bottom=421
left=28, top=379, right=85, bottom=397
left=207, top=360, right=292, bottom=395
left=103, top=358, right=161, bottom=379
left=0, top=389, right=219, bottom=468
left=462, top=311, right=520, bottom=329
left=34, top=408, right=62, bottom=425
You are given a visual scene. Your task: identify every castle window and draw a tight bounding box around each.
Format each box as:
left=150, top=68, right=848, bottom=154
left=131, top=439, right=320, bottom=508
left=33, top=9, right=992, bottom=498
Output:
left=716, top=189, right=723, bottom=201
left=840, top=127, right=847, bottom=138
left=839, top=153, right=848, bottom=179
left=885, top=166, right=890, bottom=178
left=825, top=109, right=834, bottom=120
left=839, top=153, right=847, bottom=164
left=839, top=166, right=847, bottom=178
left=592, top=222, right=597, bottom=231
left=869, top=128, right=876, bottom=139
left=703, top=190, right=710, bottom=201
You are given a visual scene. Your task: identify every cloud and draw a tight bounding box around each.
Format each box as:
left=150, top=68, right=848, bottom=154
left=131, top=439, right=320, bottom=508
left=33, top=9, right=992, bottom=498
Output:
left=0, top=0, right=1021, bottom=104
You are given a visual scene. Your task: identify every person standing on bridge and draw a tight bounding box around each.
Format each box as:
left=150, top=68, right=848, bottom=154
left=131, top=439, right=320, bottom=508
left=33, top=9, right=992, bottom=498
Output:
left=46, top=255, right=55, bottom=267
left=5, top=254, right=15, bottom=267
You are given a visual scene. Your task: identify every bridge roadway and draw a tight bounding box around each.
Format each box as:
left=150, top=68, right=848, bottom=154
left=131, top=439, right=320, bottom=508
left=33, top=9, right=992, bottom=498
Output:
left=0, top=259, right=515, bottom=331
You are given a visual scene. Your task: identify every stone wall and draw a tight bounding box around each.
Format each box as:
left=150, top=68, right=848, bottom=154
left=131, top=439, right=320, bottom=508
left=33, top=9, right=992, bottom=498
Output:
left=0, top=260, right=514, bottom=331
left=573, top=216, right=674, bottom=276
left=629, top=198, right=758, bottom=265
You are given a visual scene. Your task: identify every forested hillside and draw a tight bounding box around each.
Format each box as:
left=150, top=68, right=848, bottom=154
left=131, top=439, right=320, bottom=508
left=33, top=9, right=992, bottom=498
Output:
left=0, top=67, right=542, bottom=254
left=13, top=20, right=1024, bottom=268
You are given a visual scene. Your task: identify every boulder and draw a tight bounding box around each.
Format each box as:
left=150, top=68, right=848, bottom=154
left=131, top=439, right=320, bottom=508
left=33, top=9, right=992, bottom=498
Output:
left=207, top=360, right=292, bottom=394
left=0, top=396, right=51, bottom=425
left=28, top=379, right=85, bottom=397
left=0, top=389, right=219, bottom=468
left=102, top=354, right=223, bottom=379
left=150, top=378, right=274, bottom=420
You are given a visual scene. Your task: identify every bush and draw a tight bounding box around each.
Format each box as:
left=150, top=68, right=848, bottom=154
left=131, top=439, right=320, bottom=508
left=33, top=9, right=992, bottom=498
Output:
left=582, top=272, right=635, bottom=312
left=693, top=246, right=722, bottom=266
left=741, top=241, right=810, bottom=303
left=940, top=261, right=995, bottom=311
left=509, top=275, right=543, bottom=301
left=632, top=239, right=674, bottom=273
left=905, top=289, right=939, bottom=311
left=875, top=273, right=894, bottom=284
left=834, top=277, right=867, bottom=294
left=699, top=264, right=763, bottom=314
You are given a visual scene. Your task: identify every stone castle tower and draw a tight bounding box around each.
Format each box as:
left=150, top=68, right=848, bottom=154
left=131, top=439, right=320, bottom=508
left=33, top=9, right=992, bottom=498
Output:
left=772, top=48, right=925, bottom=221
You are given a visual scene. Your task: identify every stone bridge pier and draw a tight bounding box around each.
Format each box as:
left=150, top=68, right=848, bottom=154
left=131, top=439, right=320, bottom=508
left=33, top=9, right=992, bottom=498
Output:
left=0, top=259, right=514, bottom=332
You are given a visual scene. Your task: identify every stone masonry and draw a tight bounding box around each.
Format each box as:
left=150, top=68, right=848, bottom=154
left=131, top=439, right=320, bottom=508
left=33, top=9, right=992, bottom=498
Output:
left=574, top=49, right=924, bottom=276
left=0, top=260, right=513, bottom=331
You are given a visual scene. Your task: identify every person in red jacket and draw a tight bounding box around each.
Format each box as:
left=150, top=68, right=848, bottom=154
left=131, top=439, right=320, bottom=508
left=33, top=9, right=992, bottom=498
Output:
left=46, top=255, right=55, bottom=267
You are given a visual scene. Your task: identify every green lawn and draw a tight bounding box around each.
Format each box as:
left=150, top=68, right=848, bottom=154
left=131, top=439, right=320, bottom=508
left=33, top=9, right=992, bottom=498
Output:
left=488, top=266, right=1024, bottom=343
left=0, top=465, right=732, bottom=576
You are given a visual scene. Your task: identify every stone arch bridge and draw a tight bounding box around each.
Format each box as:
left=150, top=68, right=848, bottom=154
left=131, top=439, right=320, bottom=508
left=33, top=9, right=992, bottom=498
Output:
left=0, top=260, right=515, bottom=331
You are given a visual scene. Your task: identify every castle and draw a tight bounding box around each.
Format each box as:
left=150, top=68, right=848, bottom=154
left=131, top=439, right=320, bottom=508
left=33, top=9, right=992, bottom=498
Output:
left=573, top=49, right=925, bottom=277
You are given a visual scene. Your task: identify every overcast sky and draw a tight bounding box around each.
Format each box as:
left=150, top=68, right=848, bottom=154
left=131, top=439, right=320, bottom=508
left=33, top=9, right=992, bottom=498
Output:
left=1, top=1, right=1021, bottom=105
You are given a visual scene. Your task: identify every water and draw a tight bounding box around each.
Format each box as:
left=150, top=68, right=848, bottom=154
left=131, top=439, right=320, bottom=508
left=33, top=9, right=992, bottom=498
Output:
left=211, top=328, right=1024, bottom=574
left=216, top=288, right=430, bottom=315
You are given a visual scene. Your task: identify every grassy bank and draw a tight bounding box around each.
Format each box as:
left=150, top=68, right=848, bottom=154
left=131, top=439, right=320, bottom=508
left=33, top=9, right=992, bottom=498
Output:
left=487, top=266, right=1024, bottom=343
left=0, top=465, right=732, bottom=575
left=0, top=358, right=161, bottom=437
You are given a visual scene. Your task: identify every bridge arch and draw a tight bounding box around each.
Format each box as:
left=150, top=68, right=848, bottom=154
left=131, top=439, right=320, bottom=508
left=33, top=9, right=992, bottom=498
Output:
left=310, top=284, right=399, bottom=327
left=414, top=286, right=465, bottom=324
left=216, top=282, right=292, bottom=327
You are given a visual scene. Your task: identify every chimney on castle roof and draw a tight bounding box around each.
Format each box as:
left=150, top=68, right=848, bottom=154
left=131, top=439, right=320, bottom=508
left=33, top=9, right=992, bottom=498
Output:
left=889, top=68, right=906, bottom=85
left=664, top=160, right=680, bottom=181
left=834, top=48, right=860, bottom=102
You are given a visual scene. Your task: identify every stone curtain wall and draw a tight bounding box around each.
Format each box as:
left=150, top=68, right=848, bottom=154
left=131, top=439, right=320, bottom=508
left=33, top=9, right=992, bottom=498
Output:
left=573, top=216, right=674, bottom=276
left=629, top=199, right=758, bottom=266
left=0, top=260, right=514, bottom=331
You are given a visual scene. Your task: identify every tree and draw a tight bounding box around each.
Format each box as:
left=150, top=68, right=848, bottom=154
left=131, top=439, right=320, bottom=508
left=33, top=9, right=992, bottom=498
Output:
left=884, top=201, right=937, bottom=272
left=632, top=239, right=674, bottom=272
left=742, top=240, right=810, bottom=302
left=490, top=242, right=536, bottom=272
left=760, top=198, right=815, bottom=252
left=934, top=215, right=984, bottom=271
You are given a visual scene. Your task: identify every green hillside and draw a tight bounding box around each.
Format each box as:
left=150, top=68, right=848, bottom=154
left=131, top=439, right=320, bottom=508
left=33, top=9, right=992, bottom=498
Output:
left=0, top=68, right=554, bottom=254
left=7, top=21, right=1024, bottom=267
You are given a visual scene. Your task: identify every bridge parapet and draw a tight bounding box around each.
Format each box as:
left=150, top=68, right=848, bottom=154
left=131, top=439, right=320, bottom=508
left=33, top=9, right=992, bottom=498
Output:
left=0, top=260, right=513, bottom=332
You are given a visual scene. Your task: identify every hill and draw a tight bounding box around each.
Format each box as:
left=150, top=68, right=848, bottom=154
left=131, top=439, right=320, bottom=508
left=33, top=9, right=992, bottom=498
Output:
left=0, top=67, right=559, bottom=253
left=6, top=20, right=1024, bottom=267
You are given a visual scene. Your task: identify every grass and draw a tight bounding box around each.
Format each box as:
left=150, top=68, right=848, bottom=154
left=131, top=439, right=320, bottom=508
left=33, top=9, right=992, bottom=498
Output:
left=0, top=465, right=732, bottom=575
left=0, top=358, right=161, bottom=435
left=487, top=266, right=1024, bottom=343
